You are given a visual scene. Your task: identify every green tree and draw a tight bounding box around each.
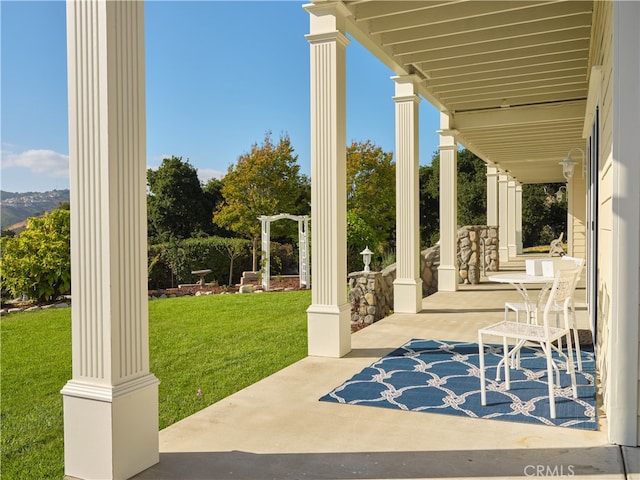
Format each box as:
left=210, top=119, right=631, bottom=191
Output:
left=147, top=156, right=211, bottom=243
left=346, top=211, right=379, bottom=272
left=346, top=140, right=395, bottom=269
left=522, top=183, right=567, bottom=247
left=215, top=133, right=308, bottom=270
left=214, top=237, right=251, bottom=286
left=419, top=164, right=439, bottom=247
left=0, top=209, right=71, bottom=302
left=203, top=177, right=233, bottom=237
left=420, top=148, right=487, bottom=246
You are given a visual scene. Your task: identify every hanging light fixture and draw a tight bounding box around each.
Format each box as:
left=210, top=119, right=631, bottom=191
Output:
left=560, top=148, right=585, bottom=182
left=555, top=186, right=567, bottom=202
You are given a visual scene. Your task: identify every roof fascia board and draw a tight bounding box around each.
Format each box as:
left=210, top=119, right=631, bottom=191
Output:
left=451, top=100, right=586, bottom=129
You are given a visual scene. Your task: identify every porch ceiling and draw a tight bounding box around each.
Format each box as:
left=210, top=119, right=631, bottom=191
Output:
left=334, top=0, right=594, bottom=184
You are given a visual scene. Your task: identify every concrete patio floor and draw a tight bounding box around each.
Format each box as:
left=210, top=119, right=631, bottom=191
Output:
left=134, top=257, right=638, bottom=480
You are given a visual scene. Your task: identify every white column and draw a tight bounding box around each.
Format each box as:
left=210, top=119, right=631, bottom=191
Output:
left=516, top=183, right=523, bottom=254
left=609, top=0, right=640, bottom=447
left=507, top=177, right=517, bottom=258
left=305, top=3, right=351, bottom=357
left=438, top=114, right=458, bottom=291
left=392, top=75, right=423, bottom=313
left=61, top=2, right=159, bottom=479
left=498, top=172, right=510, bottom=264
left=486, top=166, right=498, bottom=227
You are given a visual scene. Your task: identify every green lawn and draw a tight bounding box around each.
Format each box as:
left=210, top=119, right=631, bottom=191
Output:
left=1, top=290, right=310, bottom=479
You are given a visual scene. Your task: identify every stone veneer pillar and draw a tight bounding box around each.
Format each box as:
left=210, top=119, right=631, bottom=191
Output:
left=498, top=172, right=510, bottom=263
left=438, top=114, right=458, bottom=291
left=507, top=177, right=517, bottom=258
left=392, top=75, right=423, bottom=312
left=305, top=3, right=351, bottom=357
left=61, top=2, right=159, bottom=479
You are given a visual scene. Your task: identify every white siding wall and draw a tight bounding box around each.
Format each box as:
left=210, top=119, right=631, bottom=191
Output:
left=591, top=0, right=640, bottom=445
left=590, top=0, right=613, bottom=421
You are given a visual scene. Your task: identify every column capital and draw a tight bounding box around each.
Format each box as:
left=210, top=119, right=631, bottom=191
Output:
left=305, top=1, right=351, bottom=34
left=305, top=30, right=350, bottom=46
left=486, top=165, right=498, bottom=176
left=391, top=74, right=423, bottom=84
left=393, top=94, right=421, bottom=104
left=437, top=128, right=459, bottom=137
left=391, top=74, right=423, bottom=97
left=438, top=128, right=458, bottom=150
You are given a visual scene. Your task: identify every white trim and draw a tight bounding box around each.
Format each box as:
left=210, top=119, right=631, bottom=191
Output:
left=61, top=374, right=160, bottom=402
left=583, top=66, right=603, bottom=139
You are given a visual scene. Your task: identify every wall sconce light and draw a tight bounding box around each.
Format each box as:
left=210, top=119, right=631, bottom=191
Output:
left=555, top=186, right=567, bottom=202
left=560, top=148, right=585, bottom=182
left=360, top=246, right=373, bottom=273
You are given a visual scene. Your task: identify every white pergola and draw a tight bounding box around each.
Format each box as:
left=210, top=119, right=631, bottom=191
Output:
left=62, top=1, right=639, bottom=478
left=259, top=213, right=310, bottom=291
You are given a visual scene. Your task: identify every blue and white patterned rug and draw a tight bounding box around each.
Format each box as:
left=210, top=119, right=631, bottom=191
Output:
left=320, top=339, right=597, bottom=430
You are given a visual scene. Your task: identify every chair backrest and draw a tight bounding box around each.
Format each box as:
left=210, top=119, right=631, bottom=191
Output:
left=561, top=256, right=585, bottom=267
left=560, top=256, right=584, bottom=282
left=543, top=267, right=581, bottom=332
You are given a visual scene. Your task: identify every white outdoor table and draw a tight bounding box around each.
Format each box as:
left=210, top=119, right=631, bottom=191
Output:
left=487, top=272, right=554, bottom=376
left=488, top=272, right=552, bottom=323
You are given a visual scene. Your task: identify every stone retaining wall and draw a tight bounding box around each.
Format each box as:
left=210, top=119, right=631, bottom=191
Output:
left=458, top=225, right=499, bottom=284
left=348, top=225, right=499, bottom=329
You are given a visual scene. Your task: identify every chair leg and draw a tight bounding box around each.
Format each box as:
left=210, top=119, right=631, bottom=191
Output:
left=564, top=329, right=578, bottom=399
left=571, top=307, right=583, bottom=372
left=544, top=343, right=557, bottom=419
left=552, top=310, right=566, bottom=362
left=478, top=332, right=486, bottom=406
left=503, top=337, right=510, bottom=390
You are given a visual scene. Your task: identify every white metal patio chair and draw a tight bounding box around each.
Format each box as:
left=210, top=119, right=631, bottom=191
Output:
left=549, top=232, right=565, bottom=257
left=504, top=256, right=585, bottom=371
left=478, top=266, right=581, bottom=419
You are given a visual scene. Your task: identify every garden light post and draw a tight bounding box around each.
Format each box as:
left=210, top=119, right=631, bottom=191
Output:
left=361, top=246, right=373, bottom=273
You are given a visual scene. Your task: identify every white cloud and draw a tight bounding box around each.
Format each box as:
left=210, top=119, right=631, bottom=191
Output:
left=197, top=168, right=225, bottom=184
left=1, top=149, right=69, bottom=178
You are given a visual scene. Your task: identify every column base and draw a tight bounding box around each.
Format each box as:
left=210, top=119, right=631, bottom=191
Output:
left=499, top=246, right=510, bottom=263
left=307, top=303, right=351, bottom=357
left=61, top=374, right=160, bottom=480
left=393, top=278, right=423, bottom=313
left=508, top=244, right=517, bottom=258
left=438, top=265, right=458, bottom=292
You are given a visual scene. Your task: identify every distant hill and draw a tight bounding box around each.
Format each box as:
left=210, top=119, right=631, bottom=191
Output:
left=1, top=190, right=70, bottom=230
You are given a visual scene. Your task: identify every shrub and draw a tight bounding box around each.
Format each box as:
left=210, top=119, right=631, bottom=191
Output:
left=0, top=209, right=71, bottom=303
left=148, top=236, right=253, bottom=288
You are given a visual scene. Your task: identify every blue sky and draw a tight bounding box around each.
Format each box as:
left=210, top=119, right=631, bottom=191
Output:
left=1, top=1, right=441, bottom=193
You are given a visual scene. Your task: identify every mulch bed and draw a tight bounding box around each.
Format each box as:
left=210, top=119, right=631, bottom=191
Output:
left=149, top=276, right=305, bottom=297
